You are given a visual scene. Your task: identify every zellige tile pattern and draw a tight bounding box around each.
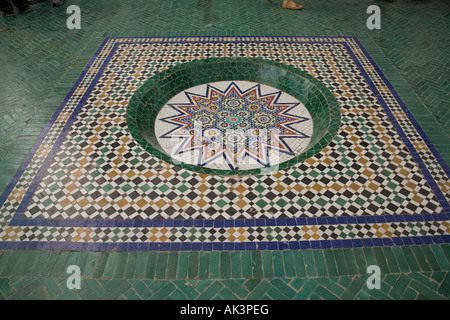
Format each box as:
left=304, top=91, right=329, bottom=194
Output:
left=0, top=36, right=448, bottom=251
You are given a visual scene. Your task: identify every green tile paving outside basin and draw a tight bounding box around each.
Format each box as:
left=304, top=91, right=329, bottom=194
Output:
left=1, top=247, right=450, bottom=299
left=1, top=0, right=450, bottom=300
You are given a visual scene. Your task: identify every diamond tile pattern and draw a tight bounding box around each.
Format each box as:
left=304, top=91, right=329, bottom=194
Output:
left=0, top=36, right=448, bottom=249
left=0, top=0, right=449, bottom=302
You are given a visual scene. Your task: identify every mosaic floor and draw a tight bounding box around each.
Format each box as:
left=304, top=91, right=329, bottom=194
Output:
left=1, top=0, right=450, bottom=301
left=154, top=80, right=314, bottom=171
left=0, top=36, right=449, bottom=253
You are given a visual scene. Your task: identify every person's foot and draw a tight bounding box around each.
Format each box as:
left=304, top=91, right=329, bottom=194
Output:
left=2, top=11, right=15, bottom=17
left=282, top=0, right=303, bottom=10
left=20, top=7, right=31, bottom=13
left=52, top=0, right=65, bottom=7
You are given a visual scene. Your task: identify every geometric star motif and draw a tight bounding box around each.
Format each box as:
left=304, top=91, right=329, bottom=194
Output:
left=158, top=81, right=312, bottom=170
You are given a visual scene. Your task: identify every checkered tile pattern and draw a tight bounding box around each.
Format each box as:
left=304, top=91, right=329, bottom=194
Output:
left=0, top=36, right=448, bottom=248
left=1, top=221, right=448, bottom=243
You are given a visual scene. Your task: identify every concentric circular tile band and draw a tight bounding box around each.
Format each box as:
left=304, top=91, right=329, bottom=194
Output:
left=127, top=58, right=341, bottom=176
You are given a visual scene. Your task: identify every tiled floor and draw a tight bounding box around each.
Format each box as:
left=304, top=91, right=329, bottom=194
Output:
left=0, top=0, right=449, bottom=300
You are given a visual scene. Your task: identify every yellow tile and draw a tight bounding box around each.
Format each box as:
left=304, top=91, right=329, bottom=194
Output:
left=312, top=183, right=323, bottom=192
left=116, top=198, right=129, bottom=208
left=155, top=199, right=167, bottom=208
left=126, top=170, right=136, bottom=178
left=412, top=194, right=424, bottom=204
left=235, top=199, right=248, bottom=209
left=97, top=198, right=109, bottom=208
left=176, top=198, right=188, bottom=208
left=136, top=198, right=148, bottom=207
left=162, top=171, right=172, bottom=178
left=143, top=171, right=154, bottom=179
left=368, top=182, right=378, bottom=191
left=274, top=184, right=285, bottom=193
left=197, top=184, right=208, bottom=193
left=234, top=184, right=247, bottom=194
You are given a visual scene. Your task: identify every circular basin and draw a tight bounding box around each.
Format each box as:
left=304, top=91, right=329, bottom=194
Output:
left=126, top=58, right=341, bottom=176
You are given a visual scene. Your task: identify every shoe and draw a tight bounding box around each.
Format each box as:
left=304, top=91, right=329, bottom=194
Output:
left=282, top=3, right=303, bottom=10
left=20, top=8, right=31, bottom=13
left=2, top=12, right=15, bottom=17
left=52, top=0, right=65, bottom=7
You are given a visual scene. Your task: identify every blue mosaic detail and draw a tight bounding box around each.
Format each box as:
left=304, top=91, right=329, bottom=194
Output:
left=158, top=82, right=311, bottom=169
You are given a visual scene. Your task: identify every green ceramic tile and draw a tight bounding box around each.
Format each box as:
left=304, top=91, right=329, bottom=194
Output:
left=144, top=252, right=158, bottom=280
left=270, top=279, right=296, bottom=299
left=40, top=251, right=60, bottom=278
left=172, top=280, right=198, bottom=300
left=261, top=251, right=275, bottom=278
left=83, top=252, right=100, bottom=279
left=408, top=279, right=445, bottom=300
left=340, top=277, right=366, bottom=300
left=9, top=251, right=33, bottom=277
left=410, top=246, right=431, bottom=272
left=292, top=279, right=318, bottom=300
left=90, top=253, right=110, bottom=279
left=271, top=251, right=285, bottom=278
left=221, top=280, right=248, bottom=299
left=220, top=252, right=231, bottom=279
left=198, top=252, right=210, bottom=280
left=187, top=252, right=199, bottom=280
left=392, top=246, right=411, bottom=273
left=246, top=280, right=272, bottom=300
left=197, top=281, right=223, bottom=300
left=373, top=247, right=390, bottom=274
left=333, top=249, right=348, bottom=276
left=437, top=273, right=450, bottom=298
left=208, top=252, right=220, bottom=280
left=342, top=249, right=359, bottom=276
left=131, top=253, right=148, bottom=279
left=311, top=250, right=328, bottom=277
left=0, top=251, right=21, bottom=277
left=323, top=250, right=339, bottom=277
left=282, top=251, right=297, bottom=278
left=155, top=252, right=169, bottom=279
left=420, top=246, right=442, bottom=271
left=430, top=245, right=450, bottom=270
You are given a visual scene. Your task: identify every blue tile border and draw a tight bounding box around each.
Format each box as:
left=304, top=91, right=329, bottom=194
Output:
left=352, top=37, right=450, bottom=181
left=0, top=36, right=449, bottom=252
left=341, top=41, right=450, bottom=212
left=6, top=212, right=450, bottom=228
left=0, top=37, right=111, bottom=210
left=0, top=235, right=449, bottom=252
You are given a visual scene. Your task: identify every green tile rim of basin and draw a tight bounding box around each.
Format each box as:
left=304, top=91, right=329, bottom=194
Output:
left=126, top=57, right=341, bottom=177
